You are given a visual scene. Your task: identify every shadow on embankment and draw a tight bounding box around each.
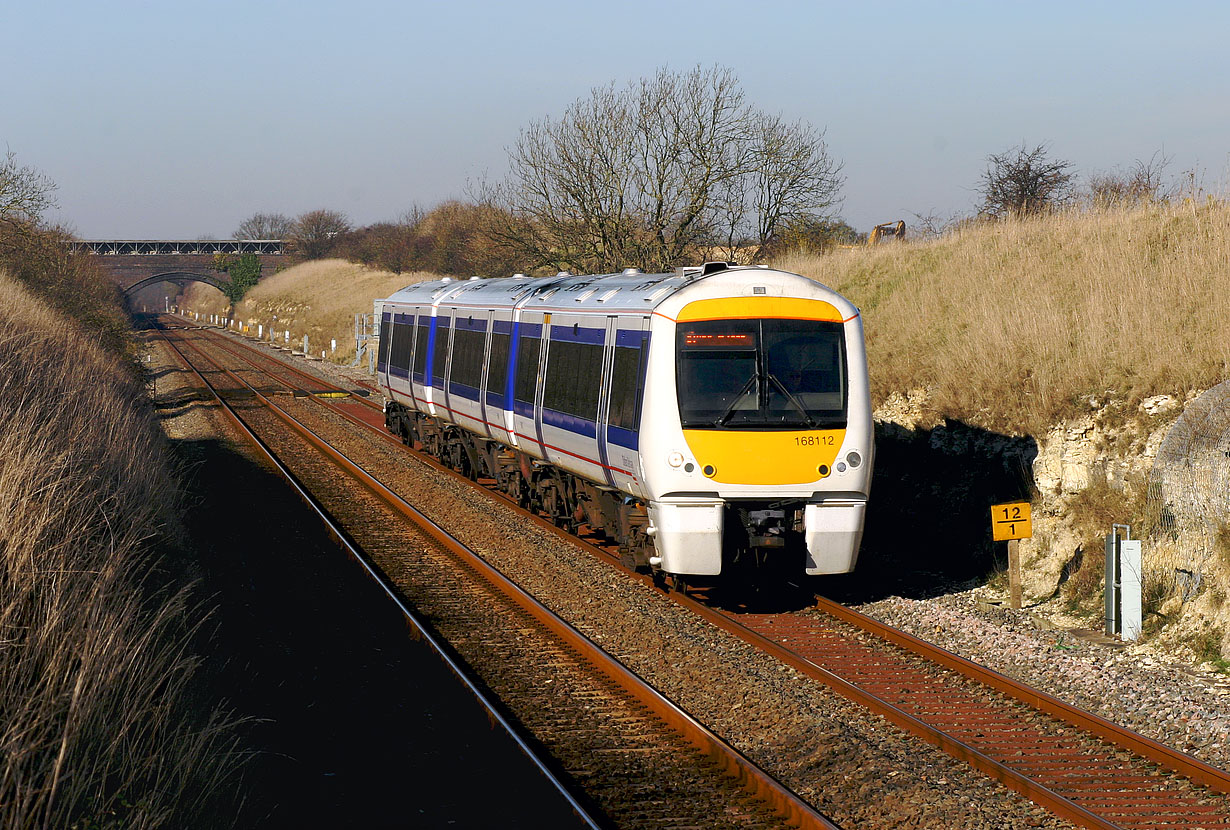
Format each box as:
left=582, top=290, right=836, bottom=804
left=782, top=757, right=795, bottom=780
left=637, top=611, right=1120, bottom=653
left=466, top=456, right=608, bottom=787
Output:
left=817, top=419, right=1038, bottom=605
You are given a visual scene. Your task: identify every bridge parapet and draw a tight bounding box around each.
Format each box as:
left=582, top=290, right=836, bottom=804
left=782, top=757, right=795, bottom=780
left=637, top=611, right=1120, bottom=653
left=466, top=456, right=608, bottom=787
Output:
left=78, top=239, right=285, bottom=256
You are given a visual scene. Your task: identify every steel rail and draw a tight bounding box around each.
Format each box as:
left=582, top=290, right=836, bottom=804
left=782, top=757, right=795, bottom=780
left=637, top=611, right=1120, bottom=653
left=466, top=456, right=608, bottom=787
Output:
left=811, top=596, right=1230, bottom=796
left=155, top=324, right=604, bottom=830
left=674, top=597, right=1123, bottom=830
left=161, top=321, right=841, bottom=830
left=183, top=317, right=1230, bottom=828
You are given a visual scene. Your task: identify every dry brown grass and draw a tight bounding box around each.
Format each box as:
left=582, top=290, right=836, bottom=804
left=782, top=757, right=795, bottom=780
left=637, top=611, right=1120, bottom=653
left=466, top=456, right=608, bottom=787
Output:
left=775, top=199, right=1230, bottom=435
left=0, top=271, right=239, bottom=827
left=182, top=258, right=439, bottom=364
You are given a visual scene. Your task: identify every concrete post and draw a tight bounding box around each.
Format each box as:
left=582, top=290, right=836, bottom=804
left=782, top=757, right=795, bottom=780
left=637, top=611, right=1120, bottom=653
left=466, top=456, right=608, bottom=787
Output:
left=1120, top=540, right=1142, bottom=641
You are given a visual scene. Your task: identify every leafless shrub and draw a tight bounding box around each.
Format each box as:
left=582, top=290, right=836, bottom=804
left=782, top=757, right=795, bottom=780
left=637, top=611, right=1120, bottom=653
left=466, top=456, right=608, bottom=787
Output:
left=979, top=142, right=1075, bottom=219
left=1086, top=152, right=1175, bottom=207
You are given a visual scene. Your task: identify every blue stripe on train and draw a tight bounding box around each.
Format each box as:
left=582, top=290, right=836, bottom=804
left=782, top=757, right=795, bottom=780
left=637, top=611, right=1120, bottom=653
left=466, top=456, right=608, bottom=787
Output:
left=550, top=324, right=605, bottom=345
left=608, top=425, right=638, bottom=450
left=542, top=407, right=597, bottom=439
left=449, top=381, right=480, bottom=402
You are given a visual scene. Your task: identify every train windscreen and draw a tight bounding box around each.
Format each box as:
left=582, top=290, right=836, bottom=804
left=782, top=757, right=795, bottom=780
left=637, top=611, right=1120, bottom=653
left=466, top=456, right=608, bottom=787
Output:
left=676, top=319, right=846, bottom=429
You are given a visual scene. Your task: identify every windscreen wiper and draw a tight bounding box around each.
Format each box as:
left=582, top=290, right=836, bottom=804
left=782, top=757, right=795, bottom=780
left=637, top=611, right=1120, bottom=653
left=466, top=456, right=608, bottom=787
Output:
left=715, top=374, right=759, bottom=427
left=765, top=372, right=817, bottom=427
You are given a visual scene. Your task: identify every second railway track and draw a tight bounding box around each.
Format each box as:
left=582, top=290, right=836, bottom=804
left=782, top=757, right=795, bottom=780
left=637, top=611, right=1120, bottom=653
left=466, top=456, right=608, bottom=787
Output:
left=172, top=319, right=1230, bottom=829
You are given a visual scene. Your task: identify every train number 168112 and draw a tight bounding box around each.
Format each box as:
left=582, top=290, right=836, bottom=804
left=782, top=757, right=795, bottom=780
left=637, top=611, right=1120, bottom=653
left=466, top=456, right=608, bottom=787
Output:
left=794, top=435, right=835, bottom=447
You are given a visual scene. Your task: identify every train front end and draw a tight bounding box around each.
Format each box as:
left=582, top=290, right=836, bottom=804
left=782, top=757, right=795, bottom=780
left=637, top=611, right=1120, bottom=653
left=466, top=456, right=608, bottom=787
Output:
left=641, top=268, right=873, bottom=579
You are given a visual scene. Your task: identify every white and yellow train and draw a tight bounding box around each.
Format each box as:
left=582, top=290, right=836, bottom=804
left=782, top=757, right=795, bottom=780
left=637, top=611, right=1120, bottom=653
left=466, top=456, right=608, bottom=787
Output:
left=375, top=262, right=872, bottom=586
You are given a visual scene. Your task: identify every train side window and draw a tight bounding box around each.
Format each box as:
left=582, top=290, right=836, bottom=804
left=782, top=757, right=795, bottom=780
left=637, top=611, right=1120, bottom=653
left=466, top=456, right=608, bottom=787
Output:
left=432, top=321, right=450, bottom=387
left=608, top=344, right=643, bottom=431
left=544, top=339, right=602, bottom=420
left=514, top=333, right=540, bottom=405
left=451, top=328, right=485, bottom=389
left=412, top=319, right=430, bottom=377
left=377, top=317, right=392, bottom=370
left=486, top=332, right=511, bottom=402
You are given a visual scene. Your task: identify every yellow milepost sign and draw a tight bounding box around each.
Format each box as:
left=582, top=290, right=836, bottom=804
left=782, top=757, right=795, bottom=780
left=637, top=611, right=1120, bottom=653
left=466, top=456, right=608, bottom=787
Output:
left=991, top=501, right=1032, bottom=541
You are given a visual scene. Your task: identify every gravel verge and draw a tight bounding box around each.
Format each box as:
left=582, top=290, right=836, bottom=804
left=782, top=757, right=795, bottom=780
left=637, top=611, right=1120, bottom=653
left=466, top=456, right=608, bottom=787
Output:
left=855, top=589, right=1230, bottom=770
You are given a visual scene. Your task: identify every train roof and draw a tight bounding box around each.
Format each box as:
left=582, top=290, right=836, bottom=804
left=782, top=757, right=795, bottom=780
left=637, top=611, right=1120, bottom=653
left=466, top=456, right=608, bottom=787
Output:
left=380, top=264, right=854, bottom=318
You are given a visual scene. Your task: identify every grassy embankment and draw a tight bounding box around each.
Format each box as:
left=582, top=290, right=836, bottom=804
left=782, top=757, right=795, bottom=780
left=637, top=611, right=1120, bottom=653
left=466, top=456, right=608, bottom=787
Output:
left=0, top=231, right=239, bottom=825
left=777, top=199, right=1230, bottom=436
left=181, top=259, right=438, bottom=364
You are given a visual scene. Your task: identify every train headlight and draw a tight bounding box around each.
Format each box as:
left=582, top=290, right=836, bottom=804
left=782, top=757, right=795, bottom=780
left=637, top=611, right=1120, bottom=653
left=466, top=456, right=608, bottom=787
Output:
left=702, top=464, right=717, bottom=478
left=836, top=462, right=847, bottom=473
left=817, top=465, right=830, bottom=478
left=667, top=451, right=684, bottom=468
left=846, top=451, right=862, bottom=469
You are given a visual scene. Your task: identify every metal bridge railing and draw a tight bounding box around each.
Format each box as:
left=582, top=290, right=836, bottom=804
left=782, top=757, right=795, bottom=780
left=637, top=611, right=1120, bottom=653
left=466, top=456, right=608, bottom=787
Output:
left=77, top=240, right=285, bottom=256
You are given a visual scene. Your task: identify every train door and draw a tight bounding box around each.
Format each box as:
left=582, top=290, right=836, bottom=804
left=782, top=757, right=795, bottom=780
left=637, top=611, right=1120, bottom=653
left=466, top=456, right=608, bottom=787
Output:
left=484, top=313, right=515, bottom=446
left=386, top=309, right=415, bottom=407
left=376, top=307, right=393, bottom=390
left=430, top=311, right=452, bottom=419
left=510, top=312, right=546, bottom=460
left=602, top=316, right=650, bottom=498
left=411, top=309, right=431, bottom=413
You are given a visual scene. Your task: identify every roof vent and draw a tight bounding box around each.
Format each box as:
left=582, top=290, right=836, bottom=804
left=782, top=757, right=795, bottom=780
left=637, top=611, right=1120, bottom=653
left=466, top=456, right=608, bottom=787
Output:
left=556, top=271, right=571, bottom=277
left=469, top=275, right=481, bottom=281
left=701, top=261, right=736, bottom=276
left=622, top=267, right=642, bottom=275
left=513, top=273, right=527, bottom=279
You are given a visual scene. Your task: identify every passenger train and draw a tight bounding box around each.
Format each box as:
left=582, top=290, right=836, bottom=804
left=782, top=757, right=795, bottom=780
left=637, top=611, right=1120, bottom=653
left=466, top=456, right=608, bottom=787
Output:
left=375, top=262, right=872, bottom=586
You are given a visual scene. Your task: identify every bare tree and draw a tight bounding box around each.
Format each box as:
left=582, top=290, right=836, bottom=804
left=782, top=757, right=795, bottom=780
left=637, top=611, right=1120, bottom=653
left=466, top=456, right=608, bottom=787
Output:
left=484, top=66, right=843, bottom=273
left=716, top=115, right=843, bottom=261
left=979, top=143, right=1074, bottom=218
left=0, top=149, right=57, bottom=224
left=289, top=209, right=351, bottom=259
left=234, top=211, right=294, bottom=239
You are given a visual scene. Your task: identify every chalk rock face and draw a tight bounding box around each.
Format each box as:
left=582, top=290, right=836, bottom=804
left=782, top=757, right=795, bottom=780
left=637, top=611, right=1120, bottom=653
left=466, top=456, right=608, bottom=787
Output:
left=1141, top=395, right=1180, bottom=416
left=1033, top=417, right=1108, bottom=496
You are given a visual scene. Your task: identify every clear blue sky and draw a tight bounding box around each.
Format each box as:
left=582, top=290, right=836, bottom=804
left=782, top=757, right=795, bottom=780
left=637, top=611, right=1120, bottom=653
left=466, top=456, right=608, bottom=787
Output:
left=4, top=0, right=1228, bottom=239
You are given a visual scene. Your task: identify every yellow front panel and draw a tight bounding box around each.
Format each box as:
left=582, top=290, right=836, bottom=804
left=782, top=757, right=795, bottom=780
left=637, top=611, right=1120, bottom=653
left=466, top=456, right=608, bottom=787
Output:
left=682, top=429, right=846, bottom=485
left=676, top=297, right=845, bottom=323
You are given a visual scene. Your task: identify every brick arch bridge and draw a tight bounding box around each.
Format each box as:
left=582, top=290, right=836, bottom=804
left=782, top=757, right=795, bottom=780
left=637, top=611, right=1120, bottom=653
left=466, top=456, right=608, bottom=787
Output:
left=78, top=239, right=285, bottom=297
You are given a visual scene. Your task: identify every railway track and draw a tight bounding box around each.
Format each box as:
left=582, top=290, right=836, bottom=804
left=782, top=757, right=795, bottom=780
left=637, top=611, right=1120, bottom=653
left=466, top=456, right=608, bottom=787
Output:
left=155, top=320, right=839, bottom=830
left=175, top=318, right=1230, bottom=829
